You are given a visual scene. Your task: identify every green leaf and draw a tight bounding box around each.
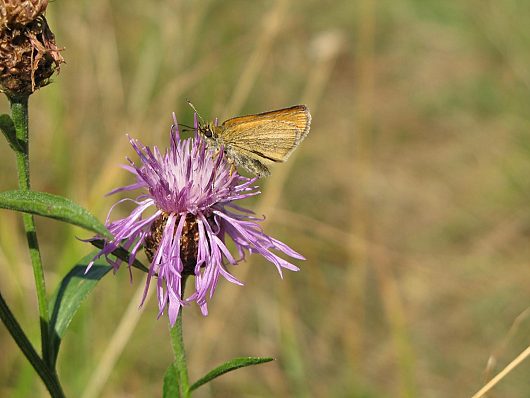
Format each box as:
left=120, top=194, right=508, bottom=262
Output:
left=189, top=357, right=274, bottom=392
left=163, top=363, right=180, bottom=398
left=0, top=113, right=22, bottom=151
left=48, top=253, right=112, bottom=367
left=0, top=190, right=111, bottom=238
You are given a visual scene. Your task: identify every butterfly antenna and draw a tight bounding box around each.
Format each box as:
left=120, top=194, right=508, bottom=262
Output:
left=186, top=100, right=205, bottom=125
left=178, top=123, right=194, bottom=132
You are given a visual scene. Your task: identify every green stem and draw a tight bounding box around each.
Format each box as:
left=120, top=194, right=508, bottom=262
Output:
left=169, top=277, right=190, bottom=397
left=10, top=97, right=51, bottom=363
left=0, top=292, right=65, bottom=397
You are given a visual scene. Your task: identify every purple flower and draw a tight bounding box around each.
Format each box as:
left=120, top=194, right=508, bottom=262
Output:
left=88, top=114, right=303, bottom=325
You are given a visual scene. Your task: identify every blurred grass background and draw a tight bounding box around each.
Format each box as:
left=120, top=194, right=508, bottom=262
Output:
left=2, top=0, right=530, bottom=396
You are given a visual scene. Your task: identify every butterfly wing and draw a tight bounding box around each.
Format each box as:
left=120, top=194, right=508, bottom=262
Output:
left=219, top=105, right=311, bottom=163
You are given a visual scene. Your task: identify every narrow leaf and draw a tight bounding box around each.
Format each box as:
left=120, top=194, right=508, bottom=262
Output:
left=48, top=253, right=112, bottom=366
left=0, top=190, right=111, bottom=238
left=163, top=363, right=180, bottom=398
left=190, top=357, right=274, bottom=392
left=0, top=113, right=22, bottom=151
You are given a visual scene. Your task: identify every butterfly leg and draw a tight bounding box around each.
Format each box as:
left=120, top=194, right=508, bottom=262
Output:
left=229, top=161, right=237, bottom=176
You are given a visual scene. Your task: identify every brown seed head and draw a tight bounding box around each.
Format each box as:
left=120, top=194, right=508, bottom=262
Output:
left=144, top=213, right=201, bottom=276
left=1, top=0, right=48, bottom=28
left=0, top=14, right=63, bottom=98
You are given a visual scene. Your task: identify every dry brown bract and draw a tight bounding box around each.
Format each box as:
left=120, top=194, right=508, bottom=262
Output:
left=0, top=0, right=48, bottom=27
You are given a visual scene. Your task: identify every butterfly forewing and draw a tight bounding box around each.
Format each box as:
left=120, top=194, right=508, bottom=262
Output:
left=218, top=105, right=311, bottom=162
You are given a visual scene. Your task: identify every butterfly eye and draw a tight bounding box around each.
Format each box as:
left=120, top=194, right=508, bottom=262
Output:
left=203, top=126, right=213, bottom=138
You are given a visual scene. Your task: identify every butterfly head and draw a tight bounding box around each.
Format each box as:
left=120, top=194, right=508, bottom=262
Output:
left=198, top=122, right=224, bottom=154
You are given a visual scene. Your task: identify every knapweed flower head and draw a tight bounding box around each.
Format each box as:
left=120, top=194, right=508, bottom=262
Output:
left=0, top=0, right=63, bottom=97
left=89, top=114, right=303, bottom=325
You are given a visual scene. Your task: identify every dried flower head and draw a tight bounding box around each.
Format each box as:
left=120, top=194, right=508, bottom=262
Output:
left=0, top=2, right=63, bottom=98
left=1, top=0, right=48, bottom=27
left=89, top=115, right=303, bottom=325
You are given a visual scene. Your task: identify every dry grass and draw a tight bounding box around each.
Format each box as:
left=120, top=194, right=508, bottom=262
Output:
left=2, top=0, right=530, bottom=397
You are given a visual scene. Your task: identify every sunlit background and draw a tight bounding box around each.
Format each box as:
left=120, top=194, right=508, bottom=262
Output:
left=2, top=0, right=530, bottom=396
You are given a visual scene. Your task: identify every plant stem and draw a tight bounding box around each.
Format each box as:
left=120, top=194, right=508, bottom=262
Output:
left=169, top=277, right=190, bottom=397
left=0, top=292, right=65, bottom=397
left=10, top=96, right=51, bottom=363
